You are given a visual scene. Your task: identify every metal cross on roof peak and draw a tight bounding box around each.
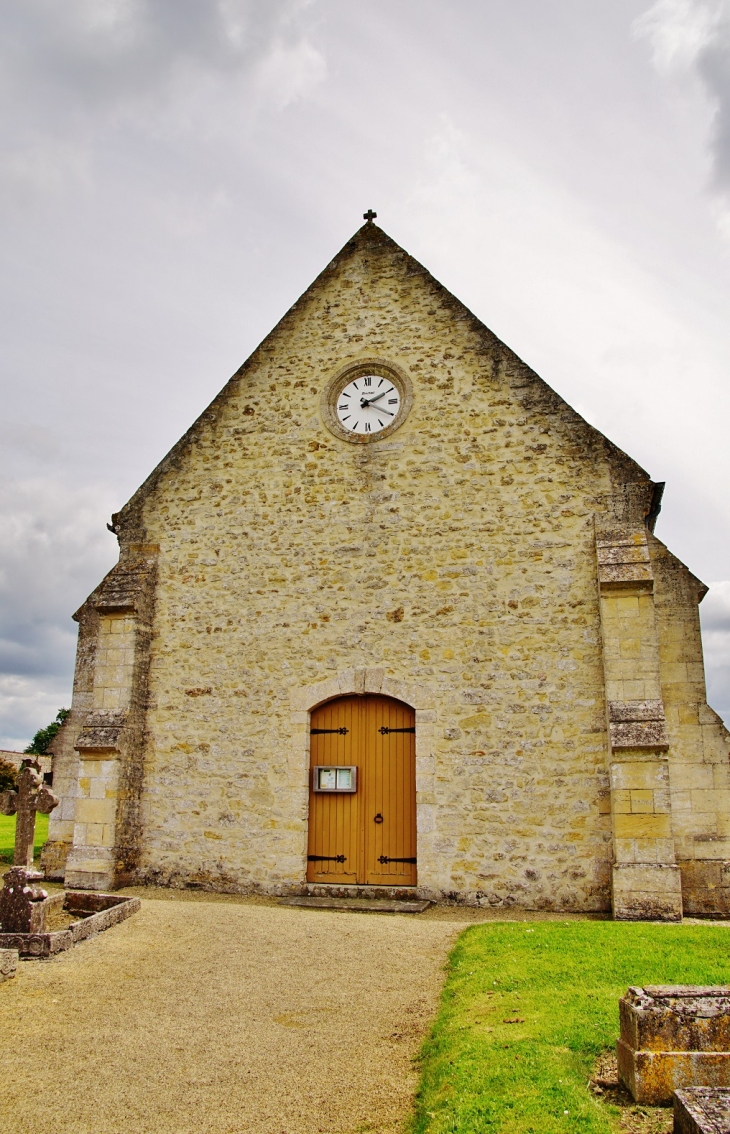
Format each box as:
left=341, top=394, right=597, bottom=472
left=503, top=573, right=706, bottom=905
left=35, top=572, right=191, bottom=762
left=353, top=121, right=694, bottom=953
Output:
left=363, top=209, right=377, bottom=222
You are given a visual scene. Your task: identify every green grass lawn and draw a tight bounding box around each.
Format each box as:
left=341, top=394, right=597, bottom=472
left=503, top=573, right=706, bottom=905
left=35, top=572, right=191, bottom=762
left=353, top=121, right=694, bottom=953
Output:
left=0, top=811, right=49, bottom=863
left=411, top=919, right=730, bottom=1134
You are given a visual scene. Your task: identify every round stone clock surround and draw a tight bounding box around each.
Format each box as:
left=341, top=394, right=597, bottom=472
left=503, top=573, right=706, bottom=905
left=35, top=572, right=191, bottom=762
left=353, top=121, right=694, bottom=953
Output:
left=320, top=358, right=413, bottom=444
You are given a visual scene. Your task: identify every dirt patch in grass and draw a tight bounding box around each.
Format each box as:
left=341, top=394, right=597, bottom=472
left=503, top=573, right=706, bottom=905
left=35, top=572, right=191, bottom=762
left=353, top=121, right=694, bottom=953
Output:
left=589, top=1051, right=672, bottom=1134
left=43, top=905, right=78, bottom=932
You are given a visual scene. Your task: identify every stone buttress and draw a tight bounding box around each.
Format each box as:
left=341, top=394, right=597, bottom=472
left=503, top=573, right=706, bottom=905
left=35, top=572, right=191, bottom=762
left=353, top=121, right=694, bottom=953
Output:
left=42, top=544, right=157, bottom=889
left=596, top=501, right=730, bottom=919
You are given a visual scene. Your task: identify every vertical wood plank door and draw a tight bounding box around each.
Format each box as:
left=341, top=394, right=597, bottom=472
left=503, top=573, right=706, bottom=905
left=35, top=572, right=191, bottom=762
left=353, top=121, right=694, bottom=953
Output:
left=306, top=694, right=417, bottom=886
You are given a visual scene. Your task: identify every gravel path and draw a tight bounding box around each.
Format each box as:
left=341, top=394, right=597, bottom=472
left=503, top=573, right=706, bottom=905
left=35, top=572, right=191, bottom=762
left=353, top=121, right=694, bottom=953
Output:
left=0, top=896, right=464, bottom=1134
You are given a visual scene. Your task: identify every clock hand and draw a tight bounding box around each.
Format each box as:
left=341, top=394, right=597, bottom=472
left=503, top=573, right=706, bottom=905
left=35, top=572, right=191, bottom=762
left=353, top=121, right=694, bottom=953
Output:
left=361, top=390, right=388, bottom=406
left=359, top=402, right=394, bottom=417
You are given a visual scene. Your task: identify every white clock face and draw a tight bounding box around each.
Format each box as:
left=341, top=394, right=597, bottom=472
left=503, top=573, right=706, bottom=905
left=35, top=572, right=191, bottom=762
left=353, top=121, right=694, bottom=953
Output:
left=336, top=375, right=401, bottom=435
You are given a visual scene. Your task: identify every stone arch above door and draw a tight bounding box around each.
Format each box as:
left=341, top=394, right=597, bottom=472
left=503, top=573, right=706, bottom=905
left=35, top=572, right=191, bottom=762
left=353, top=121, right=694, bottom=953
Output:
left=288, top=668, right=438, bottom=894
left=289, top=667, right=433, bottom=713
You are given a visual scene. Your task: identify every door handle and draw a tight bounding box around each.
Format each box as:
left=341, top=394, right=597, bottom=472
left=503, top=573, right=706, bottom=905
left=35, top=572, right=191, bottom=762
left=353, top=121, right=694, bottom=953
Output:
left=373, top=813, right=383, bottom=824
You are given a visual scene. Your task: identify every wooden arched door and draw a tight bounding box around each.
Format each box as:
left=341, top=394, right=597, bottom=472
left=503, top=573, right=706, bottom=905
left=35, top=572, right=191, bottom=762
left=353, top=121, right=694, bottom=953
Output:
left=306, top=694, right=417, bottom=886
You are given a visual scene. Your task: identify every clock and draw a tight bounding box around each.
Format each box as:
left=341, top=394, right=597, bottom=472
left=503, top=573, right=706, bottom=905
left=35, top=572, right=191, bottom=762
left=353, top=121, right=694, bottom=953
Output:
left=320, top=359, right=413, bottom=444
left=336, top=374, right=401, bottom=436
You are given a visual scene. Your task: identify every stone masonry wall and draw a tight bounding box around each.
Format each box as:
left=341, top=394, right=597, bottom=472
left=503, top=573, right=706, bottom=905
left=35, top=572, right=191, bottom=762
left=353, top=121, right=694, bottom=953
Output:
left=125, top=224, right=645, bottom=908
left=54, top=223, right=729, bottom=909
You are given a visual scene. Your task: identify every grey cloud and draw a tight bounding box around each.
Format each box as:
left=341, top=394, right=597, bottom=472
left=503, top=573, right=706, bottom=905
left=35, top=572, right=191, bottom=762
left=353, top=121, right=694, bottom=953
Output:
left=0, top=477, right=117, bottom=685
left=698, top=12, right=730, bottom=188
left=700, top=581, right=730, bottom=723
left=2, top=0, right=307, bottom=108
left=1, top=1, right=729, bottom=746
left=0, top=476, right=116, bottom=743
left=702, top=580, right=730, bottom=631
left=0, top=0, right=326, bottom=204
left=636, top=0, right=730, bottom=192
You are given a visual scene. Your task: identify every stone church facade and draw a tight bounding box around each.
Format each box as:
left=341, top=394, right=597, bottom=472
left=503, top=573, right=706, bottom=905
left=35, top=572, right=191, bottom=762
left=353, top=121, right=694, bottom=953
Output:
left=43, top=219, right=730, bottom=919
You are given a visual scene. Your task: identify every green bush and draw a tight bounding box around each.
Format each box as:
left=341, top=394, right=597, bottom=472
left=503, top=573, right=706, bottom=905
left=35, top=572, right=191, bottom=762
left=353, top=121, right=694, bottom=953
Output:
left=0, top=756, right=18, bottom=792
left=24, top=707, right=69, bottom=755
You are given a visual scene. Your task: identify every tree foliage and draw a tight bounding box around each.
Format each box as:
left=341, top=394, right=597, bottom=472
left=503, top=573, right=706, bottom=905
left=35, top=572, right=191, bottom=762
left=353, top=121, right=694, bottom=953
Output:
left=24, top=708, right=70, bottom=755
left=0, top=757, right=17, bottom=792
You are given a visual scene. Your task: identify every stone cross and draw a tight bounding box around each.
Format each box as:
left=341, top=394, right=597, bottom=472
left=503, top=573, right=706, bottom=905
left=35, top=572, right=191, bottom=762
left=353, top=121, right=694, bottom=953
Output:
left=363, top=209, right=377, bottom=222
left=0, top=759, right=59, bottom=869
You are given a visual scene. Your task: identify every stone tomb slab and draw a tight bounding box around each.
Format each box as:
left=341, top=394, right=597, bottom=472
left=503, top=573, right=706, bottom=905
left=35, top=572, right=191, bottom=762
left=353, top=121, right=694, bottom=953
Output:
left=0, top=891, right=141, bottom=958
left=618, top=986, right=730, bottom=1104
left=674, top=1088, right=730, bottom=1134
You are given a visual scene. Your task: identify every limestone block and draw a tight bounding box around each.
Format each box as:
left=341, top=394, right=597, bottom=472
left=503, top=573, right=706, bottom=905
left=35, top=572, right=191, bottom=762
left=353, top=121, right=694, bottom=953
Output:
left=612, top=863, right=683, bottom=921
left=617, top=1047, right=730, bottom=1106
left=609, top=701, right=669, bottom=750
left=75, top=798, right=116, bottom=826
left=40, top=837, right=72, bottom=880
left=614, top=814, right=673, bottom=839
left=65, top=845, right=117, bottom=891
left=363, top=667, right=385, bottom=693
left=694, top=839, right=730, bottom=861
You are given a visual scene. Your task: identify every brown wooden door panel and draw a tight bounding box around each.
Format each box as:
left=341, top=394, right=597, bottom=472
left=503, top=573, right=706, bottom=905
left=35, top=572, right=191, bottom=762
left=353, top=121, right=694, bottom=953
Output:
left=307, top=696, right=359, bottom=883
left=307, top=694, right=416, bottom=886
left=364, top=696, right=417, bottom=885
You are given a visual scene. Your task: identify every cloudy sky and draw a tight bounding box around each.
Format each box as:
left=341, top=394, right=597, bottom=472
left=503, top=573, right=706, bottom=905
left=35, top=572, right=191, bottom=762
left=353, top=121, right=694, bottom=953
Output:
left=1, top=0, right=729, bottom=747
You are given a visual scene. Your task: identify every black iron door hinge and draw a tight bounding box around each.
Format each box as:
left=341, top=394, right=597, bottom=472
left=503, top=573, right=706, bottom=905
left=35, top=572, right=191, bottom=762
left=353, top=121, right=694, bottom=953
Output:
left=307, top=854, right=346, bottom=863
left=310, top=727, right=349, bottom=735
left=378, top=726, right=415, bottom=735
left=377, top=855, right=417, bottom=864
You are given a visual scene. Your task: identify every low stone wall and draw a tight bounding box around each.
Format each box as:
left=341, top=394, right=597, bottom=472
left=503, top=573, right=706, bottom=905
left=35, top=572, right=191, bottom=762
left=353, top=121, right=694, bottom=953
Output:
left=0, top=893, right=140, bottom=958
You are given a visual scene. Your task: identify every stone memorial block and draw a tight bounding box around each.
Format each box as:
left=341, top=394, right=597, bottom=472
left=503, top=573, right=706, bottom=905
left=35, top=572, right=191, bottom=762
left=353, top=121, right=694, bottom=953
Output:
left=618, top=986, right=730, bottom=1104
left=0, top=948, right=18, bottom=983
left=674, top=1088, right=730, bottom=1134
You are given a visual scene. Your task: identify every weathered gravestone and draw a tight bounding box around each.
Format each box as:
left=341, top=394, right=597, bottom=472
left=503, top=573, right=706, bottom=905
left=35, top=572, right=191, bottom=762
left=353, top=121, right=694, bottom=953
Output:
left=0, top=867, right=51, bottom=933
left=0, top=947, right=18, bottom=983
left=618, top=986, right=730, bottom=1105
left=0, top=758, right=58, bottom=868
left=674, top=1088, right=730, bottom=1134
